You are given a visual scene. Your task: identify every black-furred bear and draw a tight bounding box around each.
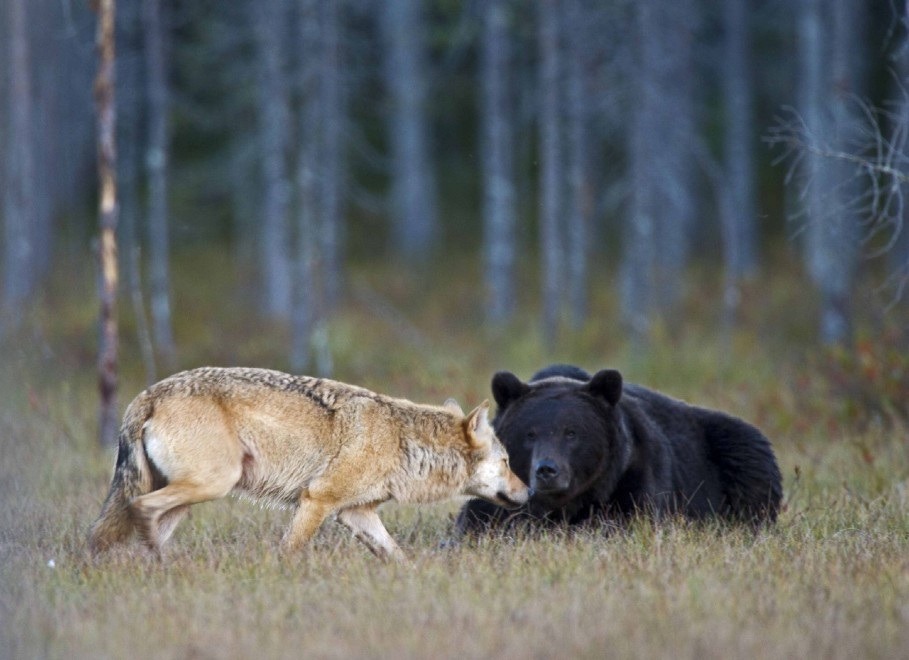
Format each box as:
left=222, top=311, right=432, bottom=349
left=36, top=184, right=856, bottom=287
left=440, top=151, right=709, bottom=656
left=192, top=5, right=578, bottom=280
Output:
left=456, top=364, right=782, bottom=535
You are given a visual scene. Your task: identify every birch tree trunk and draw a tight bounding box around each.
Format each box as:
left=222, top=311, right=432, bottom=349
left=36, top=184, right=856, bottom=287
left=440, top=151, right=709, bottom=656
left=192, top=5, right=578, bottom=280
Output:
left=481, top=0, right=516, bottom=326
left=538, top=0, right=563, bottom=348
left=255, top=0, right=293, bottom=319
left=382, top=0, right=438, bottom=259
left=95, top=0, right=119, bottom=447
left=143, top=0, right=176, bottom=367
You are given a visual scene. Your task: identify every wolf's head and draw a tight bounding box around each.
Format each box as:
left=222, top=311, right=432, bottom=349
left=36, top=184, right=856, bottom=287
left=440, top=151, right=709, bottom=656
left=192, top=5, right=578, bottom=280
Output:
left=462, top=400, right=530, bottom=509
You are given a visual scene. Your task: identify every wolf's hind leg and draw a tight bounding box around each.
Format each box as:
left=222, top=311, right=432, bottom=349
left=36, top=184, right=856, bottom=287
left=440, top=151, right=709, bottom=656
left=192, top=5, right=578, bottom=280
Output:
left=156, top=505, right=190, bottom=547
left=337, top=505, right=407, bottom=564
left=131, top=476, right=238, bottom=555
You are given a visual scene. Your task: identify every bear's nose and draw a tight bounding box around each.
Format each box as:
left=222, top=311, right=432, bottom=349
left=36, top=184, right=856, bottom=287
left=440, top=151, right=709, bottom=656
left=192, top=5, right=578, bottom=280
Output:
left=535, top=459, right=559, bottom=482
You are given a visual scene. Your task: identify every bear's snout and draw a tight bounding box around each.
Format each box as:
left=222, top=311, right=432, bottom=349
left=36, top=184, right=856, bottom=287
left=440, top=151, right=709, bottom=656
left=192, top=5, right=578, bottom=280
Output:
left=531, top=457, right=570, bottom=494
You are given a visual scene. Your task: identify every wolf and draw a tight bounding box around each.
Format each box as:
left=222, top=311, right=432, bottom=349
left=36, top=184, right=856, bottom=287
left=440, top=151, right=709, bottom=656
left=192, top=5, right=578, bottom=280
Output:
left=88, top=367, right=529, bottom=562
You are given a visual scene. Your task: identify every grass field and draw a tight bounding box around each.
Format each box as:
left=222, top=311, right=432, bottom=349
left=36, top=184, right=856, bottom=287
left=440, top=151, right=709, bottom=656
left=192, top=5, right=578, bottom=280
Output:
left=2, top=252, right=908, bottom=659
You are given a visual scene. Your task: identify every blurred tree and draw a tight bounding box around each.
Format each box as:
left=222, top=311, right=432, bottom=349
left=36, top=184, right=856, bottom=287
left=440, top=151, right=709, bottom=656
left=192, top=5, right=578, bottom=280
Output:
left=292, top=0, right=325, bottom=374
left=318, top=0, right=344, bottom=311
left=381, top=0, right=438, bottom=259
left=798, top=0, right=863, bottom=345
left=891, top=2, right=909, bottom=302
left=117, top=0, right=156, bottom=383
left=621, top=0, right=699, bottom=341
left=2, top=0, right=37, bottom=324
left=144, top=0, right=176, bottom=366
left=538, top=0, right=564, bottom=348
left=481, top=0, right=516, bottom=326
left=721, top=0, right=758, bottom=327
left=291, top=0, right=342, bottom=375
left=564, top=0, right=594, bottom=329
left=95, top=0, right=119, bottom=447
left=254, top=0, right=294, bottom=320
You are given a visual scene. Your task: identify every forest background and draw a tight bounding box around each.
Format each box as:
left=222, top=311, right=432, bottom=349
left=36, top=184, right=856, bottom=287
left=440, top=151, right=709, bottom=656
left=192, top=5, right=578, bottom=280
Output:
left=2, top=1, right=909, bottom=658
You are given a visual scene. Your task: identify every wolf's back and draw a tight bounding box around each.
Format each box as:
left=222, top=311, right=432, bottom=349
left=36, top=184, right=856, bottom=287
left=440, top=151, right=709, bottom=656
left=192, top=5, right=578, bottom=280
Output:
left=88, top=393, right=156, bottom=553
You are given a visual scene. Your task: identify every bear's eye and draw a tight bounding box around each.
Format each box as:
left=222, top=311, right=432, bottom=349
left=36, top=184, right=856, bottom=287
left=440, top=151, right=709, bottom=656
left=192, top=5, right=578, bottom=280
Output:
left=525, top=429, right=536, bottom=441
left=564, top=429, right=577, bottom=440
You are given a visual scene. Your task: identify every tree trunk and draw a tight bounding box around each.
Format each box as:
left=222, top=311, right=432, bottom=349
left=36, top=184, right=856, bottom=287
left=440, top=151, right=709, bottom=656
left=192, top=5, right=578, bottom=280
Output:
left=143, top=0, right=176, bottom=367
left=538, top=0, right=563, bottom=348
left=292, top=0, right=321, bottom=373
left=721, top=0, right=758, bottom=327
left=254, top=0, right=294, bottom=320
left=563, top=0, right=592, bottom=328
left=95, top=0, right=119, bottom=447
left=800, top=0, right=861, bottom=345
left=891, top=0, right=909, bottom=303
left=117, top=0, right=156, bottom=384
left=481, top=0, right=516, bottom=326
left=3, top=0, right=36, bottom=323
left=319, top=0, right=343, bottom=311
left=621, top=0, right=698, bottom=340
left=621, top=0, right=659, bottom=340
left=382, top=0, right=438, bottom=259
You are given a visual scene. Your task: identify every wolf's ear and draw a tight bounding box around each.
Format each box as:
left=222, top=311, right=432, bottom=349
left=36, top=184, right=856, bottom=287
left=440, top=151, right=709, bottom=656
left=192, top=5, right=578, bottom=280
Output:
left=443, top=398, right=464, bottom=416
left=584, top=369, right=623, bottom=406
left=465, top=400, right=493, bottom=449
left=491, top=371, right=529, bottom=411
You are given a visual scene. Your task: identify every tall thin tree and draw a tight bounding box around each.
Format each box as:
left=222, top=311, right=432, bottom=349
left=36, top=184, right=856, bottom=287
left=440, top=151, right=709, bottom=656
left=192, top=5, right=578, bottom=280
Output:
left=3, top=0, right=36, bottom=326
left=292, top=0, right=322, bottom=373
left=117, top=0, right=156, bottom=383
left=538, top=0, right=564, bottom=348
left=143, top=0, right=175, bottom=366
left=381, top=0, right=438, bottom=259
left=721, top=0, right=758, bottom=327
left=481, top=0, right=516, bottom=326
left=564, top=0, right=592, bottom=328
left=319, top=0, right=344, bottom=311
left=621, top=0, right=659, bottom=340
left=255, top=0, right=294, bottom=319
left=95, top=0, right=119, bottom=447
left=621, top=0, right=698, bottom=340
left=798, top=0, right=862, bottom=344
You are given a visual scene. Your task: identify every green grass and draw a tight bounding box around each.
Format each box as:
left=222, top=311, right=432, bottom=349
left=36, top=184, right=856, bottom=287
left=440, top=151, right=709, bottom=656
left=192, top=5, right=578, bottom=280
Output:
left=2, top=249, right=909, bottom=659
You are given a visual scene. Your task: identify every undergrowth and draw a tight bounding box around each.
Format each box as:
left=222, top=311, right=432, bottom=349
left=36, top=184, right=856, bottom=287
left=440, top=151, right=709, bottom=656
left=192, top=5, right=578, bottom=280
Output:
left=2, top=247, right=908, bottom=659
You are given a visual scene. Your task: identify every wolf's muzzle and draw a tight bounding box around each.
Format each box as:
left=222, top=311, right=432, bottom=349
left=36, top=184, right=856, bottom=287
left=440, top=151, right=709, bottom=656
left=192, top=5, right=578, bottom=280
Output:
left=496, top=490, right=528, bottom=510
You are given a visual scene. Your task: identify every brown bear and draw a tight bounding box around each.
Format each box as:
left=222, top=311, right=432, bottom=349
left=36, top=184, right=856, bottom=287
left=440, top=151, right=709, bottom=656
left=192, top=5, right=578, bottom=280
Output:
left=455, top=365, right=782, bottom=535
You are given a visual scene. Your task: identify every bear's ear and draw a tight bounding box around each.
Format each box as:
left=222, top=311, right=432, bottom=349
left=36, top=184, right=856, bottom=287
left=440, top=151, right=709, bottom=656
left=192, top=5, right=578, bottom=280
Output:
left=585, top=369, right=623, bottom=406
left=491, top=371, right=530, bottom=410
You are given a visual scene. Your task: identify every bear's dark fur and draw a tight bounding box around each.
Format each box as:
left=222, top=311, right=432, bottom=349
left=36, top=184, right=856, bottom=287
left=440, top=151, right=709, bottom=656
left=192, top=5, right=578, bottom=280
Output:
left=455, top=365, right=782, bottom=535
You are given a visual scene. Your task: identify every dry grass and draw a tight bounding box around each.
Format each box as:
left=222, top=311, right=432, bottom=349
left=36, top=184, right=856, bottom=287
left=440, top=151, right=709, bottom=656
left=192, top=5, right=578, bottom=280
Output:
left=2, top=253, right=909, bottom=659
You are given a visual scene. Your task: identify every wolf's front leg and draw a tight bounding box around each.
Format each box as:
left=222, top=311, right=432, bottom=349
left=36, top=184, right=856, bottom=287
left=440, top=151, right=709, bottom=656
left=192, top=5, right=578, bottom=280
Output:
left=282, top=497, right=333, bottom=553
left=337, top=504, right=408, bottom=564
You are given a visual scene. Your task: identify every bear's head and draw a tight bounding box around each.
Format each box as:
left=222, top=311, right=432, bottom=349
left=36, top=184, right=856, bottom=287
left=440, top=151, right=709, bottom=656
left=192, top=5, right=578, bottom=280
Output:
left=491, top=369, right=628, bottom=511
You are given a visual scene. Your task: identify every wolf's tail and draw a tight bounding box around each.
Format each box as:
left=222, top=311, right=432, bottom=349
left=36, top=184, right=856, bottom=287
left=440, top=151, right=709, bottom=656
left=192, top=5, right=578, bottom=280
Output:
left=88, top=393, right=157, bottom=554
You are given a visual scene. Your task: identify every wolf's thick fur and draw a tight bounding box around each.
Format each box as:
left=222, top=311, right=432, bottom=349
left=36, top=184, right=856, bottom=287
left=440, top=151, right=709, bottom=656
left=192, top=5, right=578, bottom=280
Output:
left=88, top=367, right=528, bottom=562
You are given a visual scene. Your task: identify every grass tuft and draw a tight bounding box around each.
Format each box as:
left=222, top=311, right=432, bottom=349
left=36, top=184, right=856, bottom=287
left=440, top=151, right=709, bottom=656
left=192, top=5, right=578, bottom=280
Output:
left=2, top=250, right=909, bottom=657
